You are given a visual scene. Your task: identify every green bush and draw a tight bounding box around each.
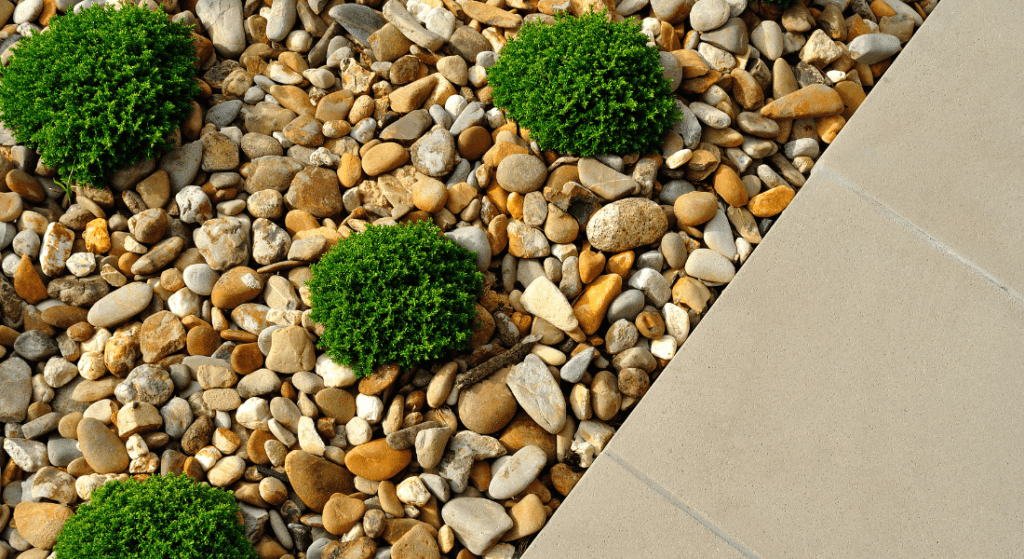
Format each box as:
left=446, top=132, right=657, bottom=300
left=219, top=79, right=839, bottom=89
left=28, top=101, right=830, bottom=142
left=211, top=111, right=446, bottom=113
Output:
left=54, top=474, right=257, bottom=559
left=0, top=4, right=198, bottom=189
left=308, top=220, right=484, bottom=379
left=488, top=9, right=681, bottom=157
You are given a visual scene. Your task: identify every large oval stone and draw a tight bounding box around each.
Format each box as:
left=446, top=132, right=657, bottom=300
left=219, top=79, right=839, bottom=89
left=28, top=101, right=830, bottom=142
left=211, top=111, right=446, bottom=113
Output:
left=285, top=450, right=356, bottom=512
left=86, top=282, right=153, bottom=328
left=344, top=439, right=412, bottom=481
left=77, top=417, right=130, bottom=474
left=585, top=198, right=668, bottom=252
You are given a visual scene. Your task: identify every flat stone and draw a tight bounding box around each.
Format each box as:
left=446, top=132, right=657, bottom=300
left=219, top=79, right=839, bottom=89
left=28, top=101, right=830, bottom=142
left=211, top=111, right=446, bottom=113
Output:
left=285, top=450, right=356, bottom=512
left=506, top=354, right=566, bottom=434
left=77, top=417, right=130, bottom=474
left=345, top=439, right=412, bottom=481
left=761, top=84, right=844, bottom=119
left=487, top=445, right=546, bottom=500
left=13, top=502, right=72, bottom=550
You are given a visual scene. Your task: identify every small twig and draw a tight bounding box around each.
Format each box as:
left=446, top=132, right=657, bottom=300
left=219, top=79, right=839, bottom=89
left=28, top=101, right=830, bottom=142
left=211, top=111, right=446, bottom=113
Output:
left=454, top=334, right=542, bottom=389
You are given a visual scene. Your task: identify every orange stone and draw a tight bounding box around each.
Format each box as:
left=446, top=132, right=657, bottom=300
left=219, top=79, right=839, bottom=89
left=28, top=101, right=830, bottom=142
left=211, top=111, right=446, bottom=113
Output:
left=550, top=463, right=583, bottom=496
left=344, top=439, right=412, bottom=481
left=760, top=84, right=844, bottom=120
left=748, top=186, right=796, bottom=217
left=577, top=250, right=605, bottom=285
left=572, top=274, right=623, bottom=336
left=870, top=0, right=896, bottom=18
left=604, top=251, right=634, bottom=280
left=83, top=218, right=111, bottom=254
left=14, top=255, right=47, bottom=304
left=816, top=114, right=846, bottom=144
left=713, top=165, right=748, bottom=207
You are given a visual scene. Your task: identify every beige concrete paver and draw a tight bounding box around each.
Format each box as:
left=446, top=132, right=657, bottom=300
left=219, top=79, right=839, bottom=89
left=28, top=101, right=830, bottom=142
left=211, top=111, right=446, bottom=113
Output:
left=572, top=176, right=1024, bottom=558
left=813, top=0, right=1024, bottom=297
left=525, top=454, right=748, bottom=559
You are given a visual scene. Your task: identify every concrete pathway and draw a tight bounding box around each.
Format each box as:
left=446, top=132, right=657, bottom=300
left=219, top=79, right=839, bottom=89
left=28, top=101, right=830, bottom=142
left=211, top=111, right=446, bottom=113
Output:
left=524, top=1, right=1024, bottom=557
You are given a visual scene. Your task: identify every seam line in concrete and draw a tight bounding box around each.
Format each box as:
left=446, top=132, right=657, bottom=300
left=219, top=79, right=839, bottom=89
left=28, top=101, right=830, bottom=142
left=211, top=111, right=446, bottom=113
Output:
left=603, top=449, right=765, bottom=559
left=813, top=165, right=1024, bottom=306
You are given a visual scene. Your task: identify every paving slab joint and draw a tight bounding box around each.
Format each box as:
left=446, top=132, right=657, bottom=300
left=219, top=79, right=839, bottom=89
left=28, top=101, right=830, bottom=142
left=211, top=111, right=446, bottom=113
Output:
left=810, top=165, right=1024, bottom=306
left=603, top=449, right=765, bottom=559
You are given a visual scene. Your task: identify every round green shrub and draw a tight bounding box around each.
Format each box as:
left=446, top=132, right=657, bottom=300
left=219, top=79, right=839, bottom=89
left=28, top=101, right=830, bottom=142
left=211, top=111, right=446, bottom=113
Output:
left=54, top=474, right=257, bottom=559
left=0, top=4, right=199, bottom=189
left=488, top=9, right=681, bottom=157
left=307, top=220, right=484, bottom=379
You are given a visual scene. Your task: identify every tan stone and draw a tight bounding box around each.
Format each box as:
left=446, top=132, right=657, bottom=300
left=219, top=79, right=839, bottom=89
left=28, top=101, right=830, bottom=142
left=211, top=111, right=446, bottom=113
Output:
left=77, top=417, right=130, bottom=474
left=458, top=368, right=517, bottom=435
left=13, top=502, right=73, bottom=549
left=502, top=493, right=547, bottom=541
left=391, top=523, right=440, bottom=559
left=362, top=143, right=410, bottom=176
left=673, top=191, right=719, bottom=226
left=84, top=218, right=111, bottom=254
left=577, top=250, right=605, bottom=285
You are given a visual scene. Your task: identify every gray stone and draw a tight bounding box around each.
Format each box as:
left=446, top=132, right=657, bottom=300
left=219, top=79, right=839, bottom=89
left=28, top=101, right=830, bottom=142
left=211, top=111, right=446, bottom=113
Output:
left=848, top=32, right=902, bottom=65
left=159, top=140, right=202, bottom=193
left=700, top=17, right=747, bottom=54
left=4, top=438, right=46, bottom=472
left=577, top=158, right=636, bottom=202
left=607, top=289, right=646, bottom=324
left=750, top=20, right=784, bottom=60
left=487, top=445, right=546, bottom=500
left=206, top=100, right=243, bottom=128
left=193, top=217, right=249, bottom=271
left=605, top=319, right=639, bottom=354
left=161, top=397, right=194, bottom=439
left=266, top=0, right=297, bottom=42
left=21, top=413, right=60, bottom=440
left=506, top=354, right=566, bottom=434
left=627, top=268, right=672, bottom=308
left=441, top=498, right=513, bottom=555
left=689, top=0, right=729, bottom=31
left=328, top=3, right=386, bottom=47
left=115, top=364, right=175, bottom=406
left=197, top=0, right=246, bottom=58
left=14, top=331, right=58, bottom=361
left=445, top=227, right=490, bottom=273
left=46, top=437, right=82, bottom=468
left=0, top=358, right=31, bottom=422
left=409, top=126, right=457, bottom=177
left=86, top=282, right=153, bottom=328
left=559, top=345, right=594, bottom=383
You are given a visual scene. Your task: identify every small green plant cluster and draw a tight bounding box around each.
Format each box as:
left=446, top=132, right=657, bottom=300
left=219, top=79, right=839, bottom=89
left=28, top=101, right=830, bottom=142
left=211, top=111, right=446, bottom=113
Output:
left=54, top=474, right=257, bottom=559
left=488, top=9, right=681, bottom=157
left=308, top=220, right=484, bottom=379
left=0, top=4, right=198, bottom=189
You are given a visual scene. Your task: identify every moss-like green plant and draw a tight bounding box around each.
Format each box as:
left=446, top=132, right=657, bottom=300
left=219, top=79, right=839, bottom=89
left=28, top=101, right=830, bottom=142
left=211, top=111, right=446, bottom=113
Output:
left=0, top=4, right=198, bottom=189
left=308, top=220, right=484, bottom=379
left=488, top=9, right=681, bottom=157
left=54, top=474, right=257, bottom=559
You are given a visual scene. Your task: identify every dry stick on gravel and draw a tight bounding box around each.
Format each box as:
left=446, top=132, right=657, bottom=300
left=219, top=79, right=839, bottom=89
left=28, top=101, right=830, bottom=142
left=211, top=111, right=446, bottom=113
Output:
left=454, top=334, right=542, bottom=389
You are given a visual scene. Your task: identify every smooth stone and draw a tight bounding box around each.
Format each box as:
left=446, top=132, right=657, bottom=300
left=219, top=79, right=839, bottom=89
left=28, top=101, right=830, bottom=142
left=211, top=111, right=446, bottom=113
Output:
left=77, top=417, right=130, bottom=474
left=440, top=498, right=512, bottom=555
left=689, top=0, right=729, bottom=32
left=683, top=248, right=736, bottom=283
left=585, top=198, right=668, bottom=252
left=444, top=227, right=490, bottom=273
left=487, top=445, right=546, bottom=500
left=86, top=282, right=153, bottom=328
left=847, top=32, right=901, bottom=64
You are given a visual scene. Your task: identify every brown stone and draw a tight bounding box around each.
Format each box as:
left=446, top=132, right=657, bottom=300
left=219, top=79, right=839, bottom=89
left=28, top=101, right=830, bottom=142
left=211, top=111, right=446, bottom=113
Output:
left=577, top=250, right=605, bottom=285
left=605, top=251, right=635, bottom=279
left=499, top=410, right=557, bottom=464
left=391, top=524, right=440, bottom=559
left=344, top=439, right=412, bottom=481
left=550, top=463, right=584, bottom=496
left=458, top=368, right=517, bottom=435
left=361, top=143, right=409, bottom=176
left=247, top=430, right=276, bottom=465
left=322, top=537, right=376, bottom=559
left=211, top=266, right=264, bottom=309
left=269, top=85, right=315, bottom=117
left=186, top=325, right=221, bottom=356
left=358, top=362, right=400, bottom=396
left=457, top=126, right=492, bottom=161
left=77, top=417, right=130, bottom=474
left=381, top=519, right=438, bottom=545
left=502, top=493, right=547, bottom=541
left=140, top=311, right=187, bottom=363
left=338, top=153, right=362, bottom=188
left=285, top=450, right=356, bottom=512
left=6, top=169, right=45, bottom=203
left=286, top=166, right=344, bottom=218
left=323, top=493, right=367, bottom=535
left=40, top=305, right=88, bottom=329
left=231, top=343, right=264, bottom=375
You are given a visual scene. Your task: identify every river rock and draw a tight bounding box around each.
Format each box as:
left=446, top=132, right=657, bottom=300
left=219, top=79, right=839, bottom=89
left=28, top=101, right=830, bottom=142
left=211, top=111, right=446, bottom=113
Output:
left=506, top=354, right=566, bottom=434
left=86, top=282, right=153, bottom=328
left=586, top=198, right=668, bottom=252
left=441, top=498, right=512, bottom=555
